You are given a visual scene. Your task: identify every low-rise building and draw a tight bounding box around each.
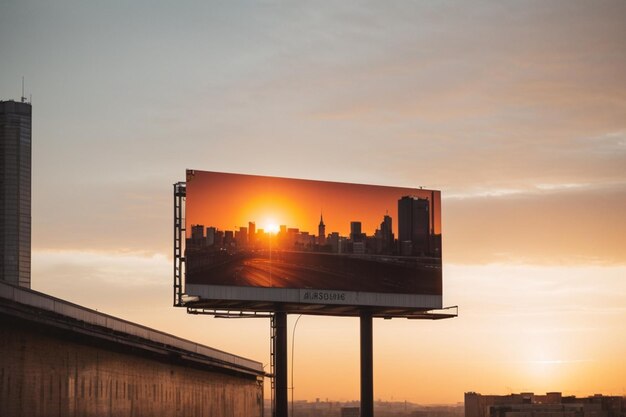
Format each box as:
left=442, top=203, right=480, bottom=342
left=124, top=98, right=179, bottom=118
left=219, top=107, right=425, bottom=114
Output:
left=0, top=281, right=264, bottom=417
left=465, top=392, right=625, bottom=417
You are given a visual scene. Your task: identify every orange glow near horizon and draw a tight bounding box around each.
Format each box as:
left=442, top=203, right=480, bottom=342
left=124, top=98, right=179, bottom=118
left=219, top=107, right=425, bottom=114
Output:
left=265, top=223, right=279, bottom=234
left=185, top=170, right=441, bottom=239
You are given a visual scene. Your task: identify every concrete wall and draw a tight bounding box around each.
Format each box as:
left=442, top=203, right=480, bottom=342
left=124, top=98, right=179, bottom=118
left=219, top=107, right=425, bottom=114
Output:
left=0, top=317, right=263, bottom=417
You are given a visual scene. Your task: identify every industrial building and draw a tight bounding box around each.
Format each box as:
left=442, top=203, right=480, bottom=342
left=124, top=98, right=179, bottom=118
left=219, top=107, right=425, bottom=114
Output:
left=0, top=281, right=264, bottom=417
left=465, top=392, right=625, bottom=417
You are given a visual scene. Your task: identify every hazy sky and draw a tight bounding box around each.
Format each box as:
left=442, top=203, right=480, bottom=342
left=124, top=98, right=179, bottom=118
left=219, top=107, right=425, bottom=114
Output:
left=1, top=0, right=625, bottom=403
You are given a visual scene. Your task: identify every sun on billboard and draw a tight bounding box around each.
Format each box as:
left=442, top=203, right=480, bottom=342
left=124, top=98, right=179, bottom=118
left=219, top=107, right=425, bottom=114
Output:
left=182, top=170, right=442, bottom=315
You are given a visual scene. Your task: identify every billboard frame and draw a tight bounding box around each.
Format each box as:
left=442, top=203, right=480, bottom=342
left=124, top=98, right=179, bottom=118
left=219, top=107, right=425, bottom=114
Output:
left=174, top=177, right=457, bottom=320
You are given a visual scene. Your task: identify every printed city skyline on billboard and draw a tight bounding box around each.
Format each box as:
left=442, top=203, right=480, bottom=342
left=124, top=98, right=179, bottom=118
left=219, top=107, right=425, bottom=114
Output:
left=185, top=170, right=442, bottom=296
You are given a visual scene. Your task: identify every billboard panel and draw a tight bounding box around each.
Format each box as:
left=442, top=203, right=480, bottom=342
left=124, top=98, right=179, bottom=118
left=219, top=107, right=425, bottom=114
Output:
left=183, top=170, right=442, bottom=315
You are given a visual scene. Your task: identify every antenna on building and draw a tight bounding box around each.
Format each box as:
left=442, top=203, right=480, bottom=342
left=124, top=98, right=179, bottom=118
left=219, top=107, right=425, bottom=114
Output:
left=21, top=77, right=26, bottom=103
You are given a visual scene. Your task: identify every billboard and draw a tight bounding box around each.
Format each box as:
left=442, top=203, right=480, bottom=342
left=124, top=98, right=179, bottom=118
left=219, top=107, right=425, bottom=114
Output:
left=183, top=170, right=442, bottom=316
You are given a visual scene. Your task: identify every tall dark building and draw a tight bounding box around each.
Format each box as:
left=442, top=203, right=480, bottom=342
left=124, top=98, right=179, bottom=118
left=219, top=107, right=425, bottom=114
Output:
left=206, top=226, right=216, bottom=246
left=248, top=221, right=256, bottom=244
left=191, top=224, right=204, bottom=240
left=188, top=224, right=205, bottom=250
left=0, top=100, right=32, bottom=288
left=350, top=221, right=362, bottom=242
left=398, top=196, right=430, bottom=256
left=238, top=226, right=248, bottom=246
left=318, top=213, right=326, bottom=245
left=224, top=230, right=234, bottom=246
left=380, top=214, right=393, bottom=253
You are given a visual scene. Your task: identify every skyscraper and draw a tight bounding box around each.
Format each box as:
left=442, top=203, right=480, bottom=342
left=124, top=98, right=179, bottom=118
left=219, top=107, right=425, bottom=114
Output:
left=248, top=221, right=256, bottom=245
left=189, top=224, right=205, bottom=250
left=350, top=221, right=362, bottom=242
left=191, top=224, right=204, bottom=240
left=238, top=226, right=248, bottom=246
left=0, top=100, right=32, bottom=288
left=380, top=214, right=393, bottom=253
left=318, top=213, right=326, bottom=245
left=397, top=196, right=430, bottom=256
left=206, top=226, right=216, bottom=246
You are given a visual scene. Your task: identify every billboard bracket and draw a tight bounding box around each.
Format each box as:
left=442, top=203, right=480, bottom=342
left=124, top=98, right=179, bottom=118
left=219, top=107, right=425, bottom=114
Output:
left=185, top=308, right=273, bottom=318
left=406, top=305, right=458, bottom=320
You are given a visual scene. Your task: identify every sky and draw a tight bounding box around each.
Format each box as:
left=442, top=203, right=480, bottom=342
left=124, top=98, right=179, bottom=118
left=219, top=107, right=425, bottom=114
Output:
left=1, top=0, right=625, bottom=404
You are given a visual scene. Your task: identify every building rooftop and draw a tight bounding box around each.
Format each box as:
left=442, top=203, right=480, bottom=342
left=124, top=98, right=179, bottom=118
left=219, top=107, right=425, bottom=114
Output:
left=0, top=280, right=264, bottom=378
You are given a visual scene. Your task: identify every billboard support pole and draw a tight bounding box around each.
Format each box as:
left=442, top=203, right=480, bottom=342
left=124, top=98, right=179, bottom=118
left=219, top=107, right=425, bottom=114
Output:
left=274, top=311, right=288, bottom=417
left=360, top=311, right=374, bottom=417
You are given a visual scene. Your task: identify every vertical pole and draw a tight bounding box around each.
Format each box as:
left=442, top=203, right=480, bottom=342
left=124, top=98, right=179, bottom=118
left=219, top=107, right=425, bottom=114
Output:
left=360, top=311, right=374, bottom=417
left=275, top=311, right=288, bottom=417
left=173, top=183, right=184, bottom=307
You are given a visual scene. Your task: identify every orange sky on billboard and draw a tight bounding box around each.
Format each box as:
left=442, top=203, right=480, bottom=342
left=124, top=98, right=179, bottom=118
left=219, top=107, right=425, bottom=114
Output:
left=239, top=193, right=304, bottom=231
left=185, top=170, right=441, bottom=238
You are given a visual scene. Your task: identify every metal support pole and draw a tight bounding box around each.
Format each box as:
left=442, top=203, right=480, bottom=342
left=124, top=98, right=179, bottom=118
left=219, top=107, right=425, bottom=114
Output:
left=360, top=311, right=374, bottom=417
left=275, top=311, right=288, bottom=417
left=173, top=182, right=186, bottom=307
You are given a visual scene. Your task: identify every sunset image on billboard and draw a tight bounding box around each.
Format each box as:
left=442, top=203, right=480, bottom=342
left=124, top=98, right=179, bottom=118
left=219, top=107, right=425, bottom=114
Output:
left=185, top=170, right=442, bottom=296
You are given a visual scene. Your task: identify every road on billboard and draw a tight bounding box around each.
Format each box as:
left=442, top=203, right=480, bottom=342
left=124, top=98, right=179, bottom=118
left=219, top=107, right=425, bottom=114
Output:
left=186, top=249, right=441, bottom=295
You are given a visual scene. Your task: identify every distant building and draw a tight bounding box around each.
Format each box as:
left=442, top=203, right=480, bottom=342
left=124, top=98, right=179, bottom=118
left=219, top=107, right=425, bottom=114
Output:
left=248, top=221, right=256, bottom=245
left=373, top=228, right=383, bottom=253
left=238, top=226, right=248, bottom=246
left=353, top=241, right=365, bottom=255
left=287, top=228, right=299, bottom=247
left=206, top=226, right=216, bottom=246
left=0, top=100, right=32, bottom=288
left=187, top=224, right=206, bottom=251
left=328, top=232, right=340, bottom=253
left=380, top=214, right=394, bottom=253
left=296, top=231, right=315, bottom=248
left=214, top=230, right=224, bottom=246
left=350, top=221, right=363, bottom=242
left=465, top=392, right=625, bottom=417
left=398, top=196, right=430, bottom=255
left=341, top=407, right=360, bottom=417
left=224, top=230, right=234, bottom=246
left=400, top=240, right=413, bottom=256
left=191, top=224, right=204, bottom=240
left=338, top=236, right=348, bottom=253
left=234, top=229, right=244, bottom=246
left=413, top=406, right=464, bottom=417
left=318, top=214, right=326, bottom=245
